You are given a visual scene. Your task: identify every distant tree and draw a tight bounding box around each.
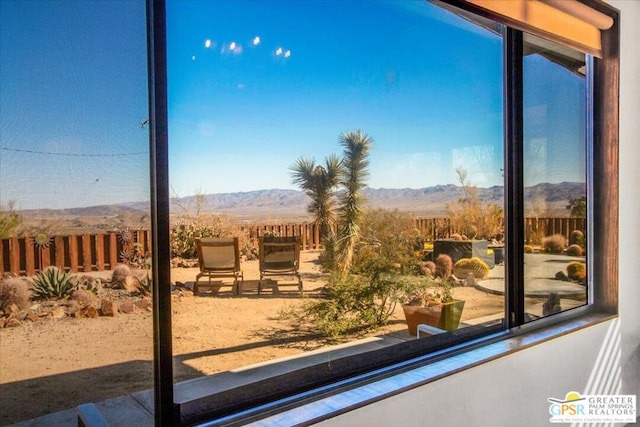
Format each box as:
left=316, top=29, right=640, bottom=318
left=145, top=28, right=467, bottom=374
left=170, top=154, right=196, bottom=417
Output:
left=567, top=196, right=587, bottom=217
left=0, top=201, right=21, bottom=239
left=290, top=155, right=342, bottom=241
left=336, top=130, right=373, bottom=273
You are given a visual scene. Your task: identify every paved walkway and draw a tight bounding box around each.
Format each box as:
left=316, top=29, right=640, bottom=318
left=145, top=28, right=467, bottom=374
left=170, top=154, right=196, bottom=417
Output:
left=477, top=253, right=587, bottom=298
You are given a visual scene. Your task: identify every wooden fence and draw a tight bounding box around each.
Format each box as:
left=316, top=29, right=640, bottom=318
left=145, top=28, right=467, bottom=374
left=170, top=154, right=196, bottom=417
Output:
left=0, top=217, right=585, bottom=275
left=0, top=230, right=150, bottom=276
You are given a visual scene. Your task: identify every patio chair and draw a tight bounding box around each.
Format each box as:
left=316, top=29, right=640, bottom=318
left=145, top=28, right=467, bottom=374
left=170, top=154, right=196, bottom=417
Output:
left=258, top=236, right=303, bottom=294
left=194, top=237, right=243, bottom=295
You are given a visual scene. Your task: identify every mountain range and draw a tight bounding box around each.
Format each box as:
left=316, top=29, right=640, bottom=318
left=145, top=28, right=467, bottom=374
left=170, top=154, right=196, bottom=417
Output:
left=18, top=182, right=585, bottom=225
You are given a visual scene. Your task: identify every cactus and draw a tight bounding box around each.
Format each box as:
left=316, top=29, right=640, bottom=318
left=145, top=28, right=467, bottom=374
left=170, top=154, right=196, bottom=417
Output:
left=566, top=262, right=586, bottom=281
left=524, top=245, right=533, bottom=253
left=454, top=257, right=490, bottom=280
left=565, top=244, right=583, bottom=257
left=434, top=254, right=453, bottom=279
left=31, top=266, right=75, bottom=299
left=569, top=229, right=585, bottom=247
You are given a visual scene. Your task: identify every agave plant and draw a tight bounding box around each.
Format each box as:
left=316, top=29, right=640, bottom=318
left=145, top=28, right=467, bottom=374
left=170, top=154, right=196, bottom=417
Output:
left=31, top=266, right=75, bottom=299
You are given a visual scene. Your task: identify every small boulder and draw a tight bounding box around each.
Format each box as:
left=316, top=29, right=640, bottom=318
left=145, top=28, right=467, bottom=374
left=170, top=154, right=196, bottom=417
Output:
left=119, top=302, right=135, bottom=314
left=123, top=276, right=140, bottom=293
left=50, top=307, right=66, bottom=319
left=26, top=312, right=40, bottom=322
left=100, top=299, right=118, bottom=317
left=6, top=318, right=21, bottom=327
left=81, top=306, right=99, bottom=318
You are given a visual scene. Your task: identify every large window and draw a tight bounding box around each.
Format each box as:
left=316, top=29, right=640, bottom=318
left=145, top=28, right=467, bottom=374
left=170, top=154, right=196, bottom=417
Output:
left=0, top=1, right=152, bottom=424
left=0, top=0, right=619, bottom=425
left=156, top=0, right=617, bottom=424
left=166, top=0, right=506, bottom=390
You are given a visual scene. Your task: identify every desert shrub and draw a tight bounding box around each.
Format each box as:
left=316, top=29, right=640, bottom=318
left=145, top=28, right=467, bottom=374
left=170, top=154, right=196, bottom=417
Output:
left=565, top=244, right=583, bottom=257
left=454, top=257, right=490, bottom=280
left=569, top=229, right=585, bottom=247
left=71, top=289, right=95, bottom=308
left=171, top=213, right=250, bottom=259
left=446, top=167, right=504, bottom=241
left=0, top=277, right=31, bottom=309
left=566, top=262, right=586, bottom=281
left=303, top=272, right=403, bottom=337
left=350, top=209, right=423, bottom=276
left=543, top=234, right=566, bottom=254
left=524, top=245, right=533, bottom=253
left=120, top=242, right=150, bottom=269
left=528, top=230, right=546, bottom=246
left=434, top=254, right=453, bottom=279
left=0, top=201, right=21, bottom=239
left=419, top=261, right=436, bottom=277
left=31, top=266, right=75, bottom=299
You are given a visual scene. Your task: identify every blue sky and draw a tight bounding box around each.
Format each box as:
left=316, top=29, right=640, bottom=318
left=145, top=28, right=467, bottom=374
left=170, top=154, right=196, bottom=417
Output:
left=166, top=0, right=506, bottom=198
left=0, top=0, right=149, bottom=210
left=1, top=0, right=585, bottom=210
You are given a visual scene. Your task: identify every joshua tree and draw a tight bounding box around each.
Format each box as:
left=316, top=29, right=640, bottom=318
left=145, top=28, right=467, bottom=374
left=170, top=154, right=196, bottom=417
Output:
left=336, top=130, right=372, bottom=273
left=290, top=154, right=342, bottom=241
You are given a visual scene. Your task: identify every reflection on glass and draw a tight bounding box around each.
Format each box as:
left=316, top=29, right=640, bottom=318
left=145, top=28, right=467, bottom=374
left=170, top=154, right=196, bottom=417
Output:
left=523, top=34, right=587, bottom=321
left=167, top=0, right=504, bottom=384
left=0, top=1, right=151, bottom=424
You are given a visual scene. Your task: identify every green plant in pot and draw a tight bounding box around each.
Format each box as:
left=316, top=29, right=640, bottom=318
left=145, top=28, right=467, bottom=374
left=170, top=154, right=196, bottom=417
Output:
left=397, top=275, right=465, bottom=335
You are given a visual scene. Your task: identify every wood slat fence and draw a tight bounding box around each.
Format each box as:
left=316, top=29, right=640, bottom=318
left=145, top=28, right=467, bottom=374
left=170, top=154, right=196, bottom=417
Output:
left=0, top=217, right=585, bottom=276
left=0, top=230, right=150, bottom=276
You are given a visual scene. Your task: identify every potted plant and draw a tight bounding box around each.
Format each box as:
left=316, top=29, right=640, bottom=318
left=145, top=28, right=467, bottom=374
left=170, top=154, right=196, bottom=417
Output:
left=397, top=275, right=465, bottom=335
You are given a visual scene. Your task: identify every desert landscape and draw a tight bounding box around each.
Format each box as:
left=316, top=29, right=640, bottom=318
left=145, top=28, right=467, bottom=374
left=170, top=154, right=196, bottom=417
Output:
left=0, top=249, right=508, bottom=425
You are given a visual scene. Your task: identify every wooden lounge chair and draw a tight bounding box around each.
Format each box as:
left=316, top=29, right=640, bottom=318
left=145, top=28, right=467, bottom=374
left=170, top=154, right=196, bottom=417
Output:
left=258, top=236, right=303, bottom=294
left=194, top=237, right=243, bottom=295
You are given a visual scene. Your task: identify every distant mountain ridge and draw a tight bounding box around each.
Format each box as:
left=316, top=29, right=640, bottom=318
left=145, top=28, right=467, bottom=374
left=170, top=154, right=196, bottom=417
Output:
left=19, top=182, right=585, bottom=221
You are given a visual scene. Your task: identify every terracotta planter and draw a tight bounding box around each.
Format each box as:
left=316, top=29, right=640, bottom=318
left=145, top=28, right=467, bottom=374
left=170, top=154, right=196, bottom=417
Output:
left=402, top=299, right=465, bottom=335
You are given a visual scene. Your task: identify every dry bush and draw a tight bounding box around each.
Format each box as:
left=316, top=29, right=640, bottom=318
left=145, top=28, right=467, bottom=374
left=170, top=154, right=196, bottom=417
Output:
left=543, top=234, right=566, bottom=254
left=170, top=213, right=251, bottom=259
left=351, top=208, right=423, bottom=275
left=0, top=277, right=31, bottom=309
left=446, top=168, right=503, bottom=241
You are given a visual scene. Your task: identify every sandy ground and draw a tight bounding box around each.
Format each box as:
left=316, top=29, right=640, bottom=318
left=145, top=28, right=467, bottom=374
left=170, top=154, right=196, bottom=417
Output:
left=0, top=250, right=510, bottom=424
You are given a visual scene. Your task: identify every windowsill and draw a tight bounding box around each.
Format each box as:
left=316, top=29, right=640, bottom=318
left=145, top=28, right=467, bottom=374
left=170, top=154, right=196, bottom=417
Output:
left=191, top=311, right=615, bottom=426
left=62, top=310, right=613, bottom=426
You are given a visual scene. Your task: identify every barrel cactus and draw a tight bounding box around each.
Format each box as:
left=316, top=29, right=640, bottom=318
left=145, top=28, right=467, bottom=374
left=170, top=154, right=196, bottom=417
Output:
left=565, top=244, right=583, bottom=257
left=454, top=257, right=490, bottom=280
left=566, top=262, right=586, bottom=281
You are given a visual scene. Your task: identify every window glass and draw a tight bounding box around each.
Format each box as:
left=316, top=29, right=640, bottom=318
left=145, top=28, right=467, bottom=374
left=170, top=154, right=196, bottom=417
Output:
left=167, top=0, right=504, bottom=384
left=0, top=1, right=151, bottom=424
left=523, top=34, right=588, bottom=321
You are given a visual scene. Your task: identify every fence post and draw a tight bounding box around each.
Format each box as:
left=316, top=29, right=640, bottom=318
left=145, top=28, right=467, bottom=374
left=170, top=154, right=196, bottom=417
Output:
left=96, top=234, right=105, bottom=271
left=10, top=237, right=20, bottom=274
left=25, top=237, right=35, bottom=276
left=109, top=233, right=118, bottom=269
left=54, top=236, right=65, bottom=271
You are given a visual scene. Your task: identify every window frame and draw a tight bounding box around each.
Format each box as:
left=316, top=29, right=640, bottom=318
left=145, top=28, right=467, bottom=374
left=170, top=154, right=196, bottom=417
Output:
left=146, top=0, right=619, bottom=425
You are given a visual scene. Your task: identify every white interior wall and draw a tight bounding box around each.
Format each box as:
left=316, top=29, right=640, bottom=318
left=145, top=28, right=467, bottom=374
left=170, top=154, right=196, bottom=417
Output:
left=319, top=1, right=640, bottom=425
